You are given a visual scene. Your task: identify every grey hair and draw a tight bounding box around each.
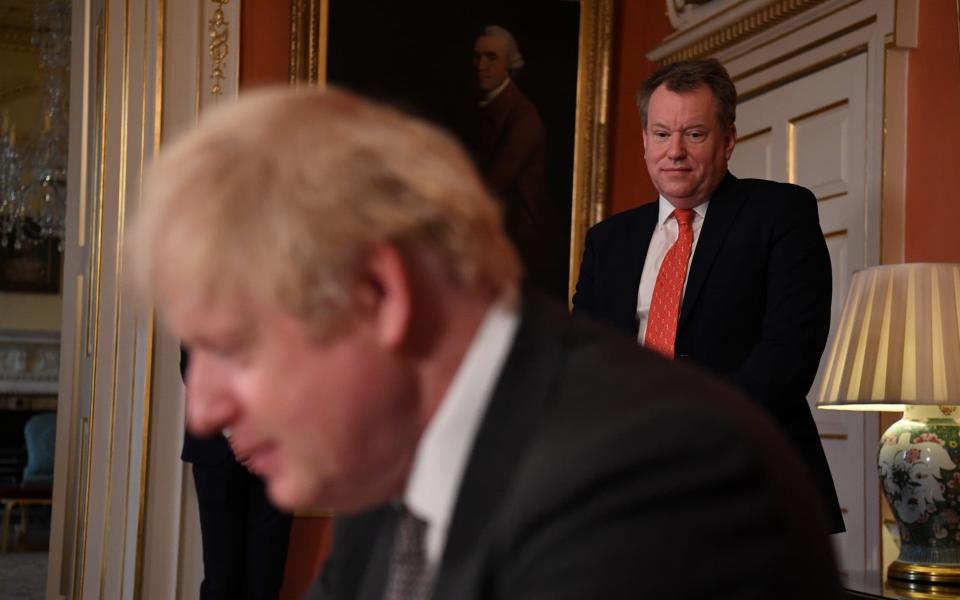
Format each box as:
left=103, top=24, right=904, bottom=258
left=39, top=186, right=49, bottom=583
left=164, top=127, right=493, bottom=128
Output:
left=481, top=25, right=524, bottom=74
left=636, top=58, right=737, bottom=130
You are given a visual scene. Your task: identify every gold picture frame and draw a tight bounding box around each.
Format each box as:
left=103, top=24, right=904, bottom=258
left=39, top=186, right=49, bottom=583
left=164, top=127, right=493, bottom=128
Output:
left=289, top=0, right=613, bottom=301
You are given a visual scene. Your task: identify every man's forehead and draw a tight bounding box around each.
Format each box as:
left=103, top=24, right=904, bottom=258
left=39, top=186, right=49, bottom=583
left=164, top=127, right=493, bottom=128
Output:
left=475, top=35, right=506, bottom=53
left=650, top=83, right=715, bottom=105
left=647, top=85, right=719, bottom=121
left=165, top=289, right=253, bottom=339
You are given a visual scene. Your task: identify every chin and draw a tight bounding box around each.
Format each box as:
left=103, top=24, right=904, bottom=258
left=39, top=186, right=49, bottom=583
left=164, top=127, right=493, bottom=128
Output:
left=263, top=484, right=297, bottom=512
left=264, top=473, right=318, bottom=512
left=660, top=187, right=697, bottom=201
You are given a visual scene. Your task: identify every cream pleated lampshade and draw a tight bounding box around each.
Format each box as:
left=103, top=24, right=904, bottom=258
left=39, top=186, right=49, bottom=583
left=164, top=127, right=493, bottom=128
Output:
left=816, top=263, right=960, bottom=411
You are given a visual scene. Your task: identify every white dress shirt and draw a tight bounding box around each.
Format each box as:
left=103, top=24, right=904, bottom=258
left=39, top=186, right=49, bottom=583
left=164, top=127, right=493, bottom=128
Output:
left=402, top=290, right=521, bottom=569
left=636, top=196, right=709, bottom=343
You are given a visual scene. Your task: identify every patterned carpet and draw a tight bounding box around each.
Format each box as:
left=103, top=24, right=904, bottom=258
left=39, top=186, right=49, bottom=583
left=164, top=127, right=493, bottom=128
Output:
left=0, top=552, right=48, bottom=599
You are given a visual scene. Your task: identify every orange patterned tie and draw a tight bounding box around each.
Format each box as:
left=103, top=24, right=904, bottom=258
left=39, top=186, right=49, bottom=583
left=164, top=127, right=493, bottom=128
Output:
left=644, top=208, right=695, bottom=359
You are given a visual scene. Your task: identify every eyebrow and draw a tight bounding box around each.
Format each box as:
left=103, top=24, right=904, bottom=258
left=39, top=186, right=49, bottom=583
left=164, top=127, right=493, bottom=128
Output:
left=648, top=121, right=709, bottom=131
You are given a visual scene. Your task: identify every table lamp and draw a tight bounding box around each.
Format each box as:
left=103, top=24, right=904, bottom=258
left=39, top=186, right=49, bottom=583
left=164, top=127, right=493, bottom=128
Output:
left=817, top=263, right=960, bottom=585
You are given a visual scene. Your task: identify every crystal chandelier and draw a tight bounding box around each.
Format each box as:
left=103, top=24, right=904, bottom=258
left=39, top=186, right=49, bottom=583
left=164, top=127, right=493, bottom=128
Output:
left=0, top=0, right=71, bottom=251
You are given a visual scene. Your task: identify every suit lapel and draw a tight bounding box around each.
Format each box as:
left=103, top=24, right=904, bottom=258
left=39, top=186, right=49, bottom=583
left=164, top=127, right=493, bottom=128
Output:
left=679, top=172, right=745, bottom=329
left=613, top=204, right=658, bottom=334
left=430, top=295, right=565, bottom=599
left=304, top=507, right=396, bottom=600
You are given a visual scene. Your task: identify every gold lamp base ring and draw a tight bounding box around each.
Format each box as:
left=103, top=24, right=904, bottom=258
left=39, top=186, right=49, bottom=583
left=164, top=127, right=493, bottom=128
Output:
left=888, top=561, right=960, bottom=585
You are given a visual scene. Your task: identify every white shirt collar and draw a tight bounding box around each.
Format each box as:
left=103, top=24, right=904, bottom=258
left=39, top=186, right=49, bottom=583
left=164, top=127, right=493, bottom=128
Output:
left=657, top=194, right=709, bottom=225
left=479, top=77, right=512, bottom=107
left=403, top=289, right=521, bottom=566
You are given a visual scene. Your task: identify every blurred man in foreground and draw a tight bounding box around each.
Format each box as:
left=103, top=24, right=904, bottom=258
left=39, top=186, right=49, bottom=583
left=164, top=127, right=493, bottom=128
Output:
left=129, top=87, right=842, bottom=599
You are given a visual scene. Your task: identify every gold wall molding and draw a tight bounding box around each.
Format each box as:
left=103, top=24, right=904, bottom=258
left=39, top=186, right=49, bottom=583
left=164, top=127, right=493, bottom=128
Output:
left=731, top=14, right=874, bottom=83
left=723, top=0, right=861, bottom=64
left=208, top=0, right=230, bottom=95
left=736, top=125, right=772, bottom=143
left=818, top=191, right=848, bottom=202
left=788, top=96, right=849, bottom=123
left=199, top=0, right=239, bottom=109
left=289, top=0, right=325, bottom=85
left=569, top=0, right=614, bottom=301
left=655, top=0, right=833, bottom=65
left=47, top=0, right=174, bottom=595
left=737, top=43, right=866, bottom=102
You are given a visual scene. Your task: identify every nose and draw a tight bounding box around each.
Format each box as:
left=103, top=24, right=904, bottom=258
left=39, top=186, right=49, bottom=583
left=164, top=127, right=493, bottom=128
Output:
left=667, top=133, right=686, bottom=160
left=184, top=351, right=239, bottom=437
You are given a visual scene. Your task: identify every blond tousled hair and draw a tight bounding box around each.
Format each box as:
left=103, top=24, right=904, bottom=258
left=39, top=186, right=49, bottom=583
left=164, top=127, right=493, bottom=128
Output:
left=129, top=86, right=521, bottom=337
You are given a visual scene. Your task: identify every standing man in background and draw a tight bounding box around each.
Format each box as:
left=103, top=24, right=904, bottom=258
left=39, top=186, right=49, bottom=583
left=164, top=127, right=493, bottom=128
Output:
left=180, top=350, right=292, bottom=599
left=573, top=58, right=844, bottom=534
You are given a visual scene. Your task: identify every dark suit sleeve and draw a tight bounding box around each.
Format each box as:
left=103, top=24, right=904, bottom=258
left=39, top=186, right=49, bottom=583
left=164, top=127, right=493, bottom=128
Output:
left=728, top=187, right=832, bottom=420
left=570, top=225, right=599, bottom=317
left=492, top=386, right=842, bottom=600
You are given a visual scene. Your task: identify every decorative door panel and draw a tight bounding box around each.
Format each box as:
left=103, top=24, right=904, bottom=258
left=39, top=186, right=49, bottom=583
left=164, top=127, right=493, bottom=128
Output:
left=729, top=52, right=869, bottom=573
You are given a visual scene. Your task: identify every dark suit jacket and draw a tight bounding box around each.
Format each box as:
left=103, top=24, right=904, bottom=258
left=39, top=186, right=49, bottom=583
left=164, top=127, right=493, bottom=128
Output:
left=308, top=295, right=842, bottom=600
left=573, top=172, right=844, bottom=533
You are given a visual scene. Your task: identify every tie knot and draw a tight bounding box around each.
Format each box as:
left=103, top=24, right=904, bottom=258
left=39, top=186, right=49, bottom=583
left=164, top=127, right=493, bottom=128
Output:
left=674, top=208, right=695, bottom=227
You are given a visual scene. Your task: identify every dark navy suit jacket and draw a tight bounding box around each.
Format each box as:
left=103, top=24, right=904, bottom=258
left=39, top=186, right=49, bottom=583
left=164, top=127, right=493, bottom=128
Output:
left=573, top=171, right=844, bottom=533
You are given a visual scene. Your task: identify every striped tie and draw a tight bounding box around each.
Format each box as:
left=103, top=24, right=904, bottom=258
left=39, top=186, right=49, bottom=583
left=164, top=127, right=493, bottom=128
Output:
left=383, top=506, right=433, bottom=600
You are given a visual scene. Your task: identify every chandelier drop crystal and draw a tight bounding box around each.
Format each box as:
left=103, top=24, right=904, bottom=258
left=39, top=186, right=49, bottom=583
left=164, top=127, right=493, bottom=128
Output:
left=0, top=0, right=71, bottom=251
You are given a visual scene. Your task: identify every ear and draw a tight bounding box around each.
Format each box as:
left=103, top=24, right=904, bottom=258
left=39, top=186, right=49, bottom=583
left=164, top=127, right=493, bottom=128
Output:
left=356, top=242, right=412, bottom=350
left=724, top=124, right=737, bottom=160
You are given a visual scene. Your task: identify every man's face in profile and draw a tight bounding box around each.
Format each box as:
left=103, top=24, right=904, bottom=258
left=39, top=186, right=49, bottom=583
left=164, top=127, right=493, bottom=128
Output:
left=172, top=293, right=419, bottom=513
left=474, top=34, right=510, bottom=92
left=642, top=83, right=736, bottom=209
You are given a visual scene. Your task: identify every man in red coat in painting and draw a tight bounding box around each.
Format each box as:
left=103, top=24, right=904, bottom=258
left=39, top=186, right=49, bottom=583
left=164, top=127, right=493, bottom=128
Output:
left=470, top=25, right=564, bottom=297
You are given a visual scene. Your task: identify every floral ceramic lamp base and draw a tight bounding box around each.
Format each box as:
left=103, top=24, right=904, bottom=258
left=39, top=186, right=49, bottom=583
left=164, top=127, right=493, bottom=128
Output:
left=881, top=405, right=960, bottom=584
